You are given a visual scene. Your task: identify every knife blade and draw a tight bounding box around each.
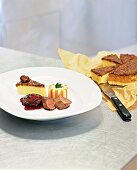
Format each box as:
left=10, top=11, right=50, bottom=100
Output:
left=99, top=83, right=131, bottom=121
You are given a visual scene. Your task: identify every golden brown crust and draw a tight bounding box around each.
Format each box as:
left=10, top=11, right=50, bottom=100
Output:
left=120, top=54, right=137, bottom=64
left=102, top=54, right=122, bottom=64
left=91, top=66, right=116, bottom=76
left=112, top=58, right=137, bottom=76
left=16, top=76, right=45, bottom=87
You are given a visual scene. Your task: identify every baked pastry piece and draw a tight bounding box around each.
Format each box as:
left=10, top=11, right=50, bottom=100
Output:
left=120, top=54, right=137, bottom=64
left=90, top=66, right=116, bottom=84
left=48, top=83, right=68, bottom=98
left=16, top=75, right=46, bottom=96
left=101, top=54, right=122, bottom=67
left=108, top=58, right=137, bottom=86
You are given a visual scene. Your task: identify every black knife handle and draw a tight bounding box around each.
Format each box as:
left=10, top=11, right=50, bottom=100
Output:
left=111, top=96, right=131, bottom=121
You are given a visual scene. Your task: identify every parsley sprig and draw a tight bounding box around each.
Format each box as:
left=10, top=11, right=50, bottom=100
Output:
left=55, top=83, right=62, bottom=88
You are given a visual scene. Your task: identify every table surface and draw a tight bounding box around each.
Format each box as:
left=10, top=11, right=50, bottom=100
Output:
left=0, top=46, right=137, bottom=170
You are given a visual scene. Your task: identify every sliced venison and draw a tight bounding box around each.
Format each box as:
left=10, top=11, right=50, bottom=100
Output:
left=55, top=101, right=70, bottom=110
left=42, top=97, right=56, bottom=110
left=54, top=96, right=72, bottom=110
left=54, top=96, right=72, bottom=105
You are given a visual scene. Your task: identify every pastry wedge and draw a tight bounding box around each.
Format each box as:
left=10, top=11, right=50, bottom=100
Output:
left=90, top=66, right=116, bottom=84
left=102, top=54, right=122, bottom=67
left=16, top=75, right=46, bottom=96
left=120, top=54, right=137, bottom=64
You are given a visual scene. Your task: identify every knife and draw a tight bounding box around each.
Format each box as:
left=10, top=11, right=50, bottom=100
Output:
left=99, top=83, right=131, bottom=121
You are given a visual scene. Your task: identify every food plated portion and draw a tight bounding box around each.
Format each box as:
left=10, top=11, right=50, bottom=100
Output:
left=16, top=75, right=72, bottom=111
left=20, top=94, right=72, bottom=111
left=48, top=83, right=68, bottom=98
left=16, top=75, right=46, bottom=96
left=20, top=94, right=43, bottom=110
left=54, top=96, right=72, bottom=110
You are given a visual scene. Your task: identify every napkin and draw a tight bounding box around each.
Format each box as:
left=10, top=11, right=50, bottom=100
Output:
left=103, top=85, right=137, bottom=111
left=58, top=48, right=137, bottom=111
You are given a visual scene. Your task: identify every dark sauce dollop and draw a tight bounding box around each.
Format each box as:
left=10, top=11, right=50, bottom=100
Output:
left=20, top=94, right=43, bottom=110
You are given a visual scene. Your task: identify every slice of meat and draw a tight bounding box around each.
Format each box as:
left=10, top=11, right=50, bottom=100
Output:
left=55, top=101, right=70, bottom=110
left=54, top=96, right=72, bottom=105
left=42, top=97, right=56, bottom=110
left=54, top=96, right=72, bottom=110
left=20, top=94, right=43, bottom=107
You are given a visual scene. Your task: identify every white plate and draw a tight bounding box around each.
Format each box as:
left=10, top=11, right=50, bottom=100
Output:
left=0, top=67, right=102, bottom=121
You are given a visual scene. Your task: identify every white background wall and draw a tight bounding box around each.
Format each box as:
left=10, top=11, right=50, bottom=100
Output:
left=0, top=0, right=137, bottom=58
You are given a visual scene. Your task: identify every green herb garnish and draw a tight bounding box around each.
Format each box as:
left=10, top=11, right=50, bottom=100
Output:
left=55, top=83, right=62, bottom=88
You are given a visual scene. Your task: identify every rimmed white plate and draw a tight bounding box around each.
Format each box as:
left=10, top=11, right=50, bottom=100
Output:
left=0, top=67, right=102, bottom=121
